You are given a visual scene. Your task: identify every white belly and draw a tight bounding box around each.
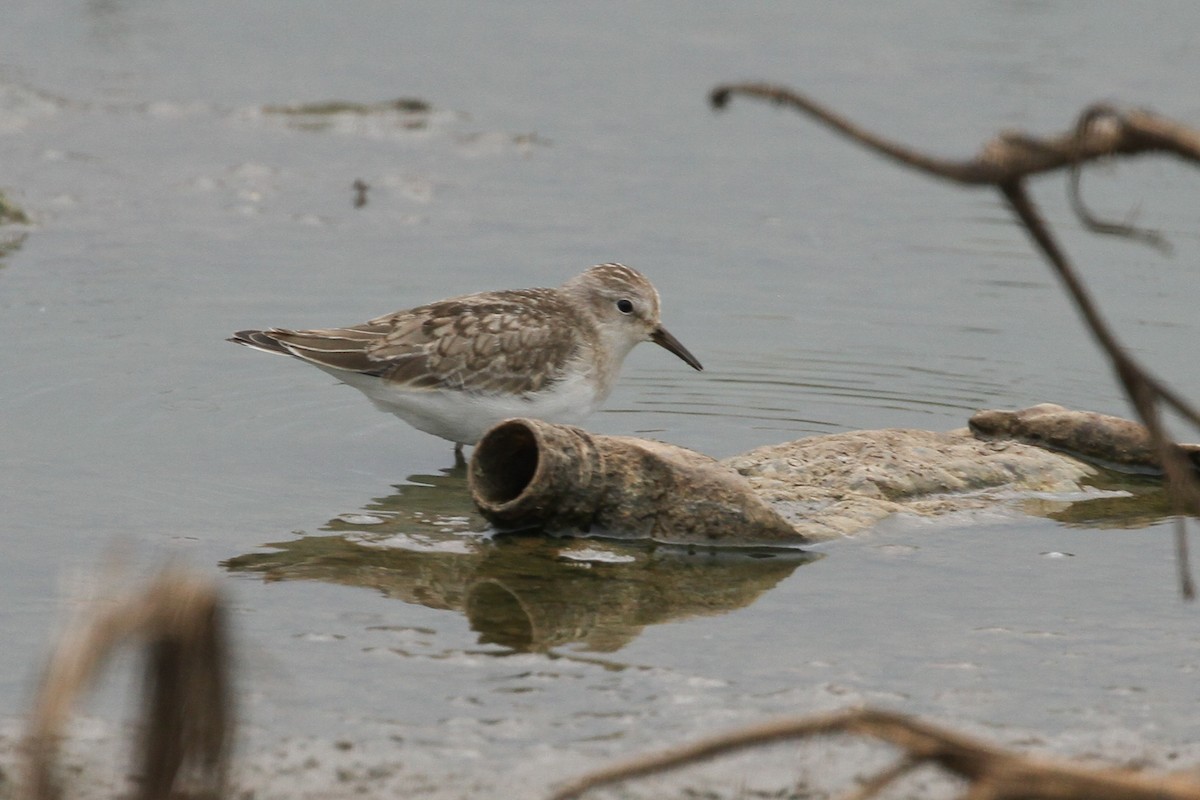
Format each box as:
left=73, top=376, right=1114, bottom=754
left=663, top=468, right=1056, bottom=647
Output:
left=332, top=369, right=606, bottom=445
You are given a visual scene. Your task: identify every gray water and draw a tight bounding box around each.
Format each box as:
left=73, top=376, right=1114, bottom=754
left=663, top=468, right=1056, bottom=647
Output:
left=2, top=2, right=1200, bottom=796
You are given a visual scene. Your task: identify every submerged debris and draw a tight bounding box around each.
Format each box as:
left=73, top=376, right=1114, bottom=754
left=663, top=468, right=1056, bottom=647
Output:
left=469, top=407, right=1184, bottom=545
left=0, top=189, right=29, bottom=225
left=262, top=97, right=431, bottom=116
left=970, top=403, right=1200, bottom=475
left=352, top=178, right=369, bottom=208
left=261, top=98, right=433, bottom=132
left=726, top=426, right=1097, bottom=539
left=469, top=418, right=807, bottom=547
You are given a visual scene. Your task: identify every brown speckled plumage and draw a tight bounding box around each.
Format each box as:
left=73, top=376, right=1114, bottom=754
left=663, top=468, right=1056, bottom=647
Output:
left=229, top=263, right=702, bottom=449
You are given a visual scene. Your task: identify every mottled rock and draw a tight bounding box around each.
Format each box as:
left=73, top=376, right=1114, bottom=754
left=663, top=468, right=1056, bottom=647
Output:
left=724, top=428, right=1096, bottom=540
left=969, top=403, right=1200, bottom=475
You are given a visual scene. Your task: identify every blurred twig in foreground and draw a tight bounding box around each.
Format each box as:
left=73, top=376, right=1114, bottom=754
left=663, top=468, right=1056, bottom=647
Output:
left=23, top=568, right=232, bottom=800
left=550, top=707, right=1200, bottom=800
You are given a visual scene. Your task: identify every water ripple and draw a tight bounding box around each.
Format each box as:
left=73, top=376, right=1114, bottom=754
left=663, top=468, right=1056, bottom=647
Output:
left=623, top=348, right=1023, bottom=434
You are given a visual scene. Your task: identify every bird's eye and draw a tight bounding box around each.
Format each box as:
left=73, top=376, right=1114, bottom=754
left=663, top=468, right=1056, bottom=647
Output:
left=616, top=298, right=634, bottom=314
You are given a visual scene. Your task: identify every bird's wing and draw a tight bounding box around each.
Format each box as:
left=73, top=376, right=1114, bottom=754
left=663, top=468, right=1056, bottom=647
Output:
left=231, top=324, right=388, bottom=373
left=249, top=289, right=588, bottom=396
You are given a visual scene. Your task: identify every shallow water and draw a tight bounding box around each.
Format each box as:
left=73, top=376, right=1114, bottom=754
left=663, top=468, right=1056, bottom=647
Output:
left=2, top=2, right=1200, bottom=796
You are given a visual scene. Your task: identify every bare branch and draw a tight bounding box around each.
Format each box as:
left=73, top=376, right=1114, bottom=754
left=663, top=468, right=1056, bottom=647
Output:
left=840, top=756, right=922, bottom=800
left=711, top=85, right=1200, bottom=183
left=711, top=84, right=994, bottom=182
left=1067, top=172, right=1171, bottom=254
left=711, top=82, right=1200, bottom=597
left=548, top=708, right=1200, bottom=800
left=1060, top=106, right=1172, bottom=253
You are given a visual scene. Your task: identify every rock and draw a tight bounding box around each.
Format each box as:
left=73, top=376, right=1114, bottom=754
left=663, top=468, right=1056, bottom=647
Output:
left=968, top=403, right=1200, bottom=475
left=724, top=428, right=1096, bottom=540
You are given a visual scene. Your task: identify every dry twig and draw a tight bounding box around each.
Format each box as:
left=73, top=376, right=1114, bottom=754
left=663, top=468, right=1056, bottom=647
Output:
left=711, top=83, right=1200, bottom=598
left=549, top=707, right=1200, bottom=800
left=23, top=567, right=232, bottom=800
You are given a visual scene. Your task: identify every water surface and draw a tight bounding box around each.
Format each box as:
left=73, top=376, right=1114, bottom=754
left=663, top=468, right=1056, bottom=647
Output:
left=2, top=2, right=1199, bottom=796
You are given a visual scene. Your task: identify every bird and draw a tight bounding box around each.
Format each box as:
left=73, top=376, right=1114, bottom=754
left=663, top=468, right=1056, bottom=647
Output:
left=228, top=263, right=703, bottom=455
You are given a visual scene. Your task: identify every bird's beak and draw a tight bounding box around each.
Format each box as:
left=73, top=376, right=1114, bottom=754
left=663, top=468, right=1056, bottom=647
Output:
left=651, top=325, right=703, bottom=371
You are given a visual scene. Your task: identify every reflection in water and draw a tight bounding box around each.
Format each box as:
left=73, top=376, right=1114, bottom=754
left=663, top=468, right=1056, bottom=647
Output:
left=224, top=467, right=819, bottom=652
left=1025, top=478, right=1179, bottom=530
left=321, top=464, right=490, bottom=539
